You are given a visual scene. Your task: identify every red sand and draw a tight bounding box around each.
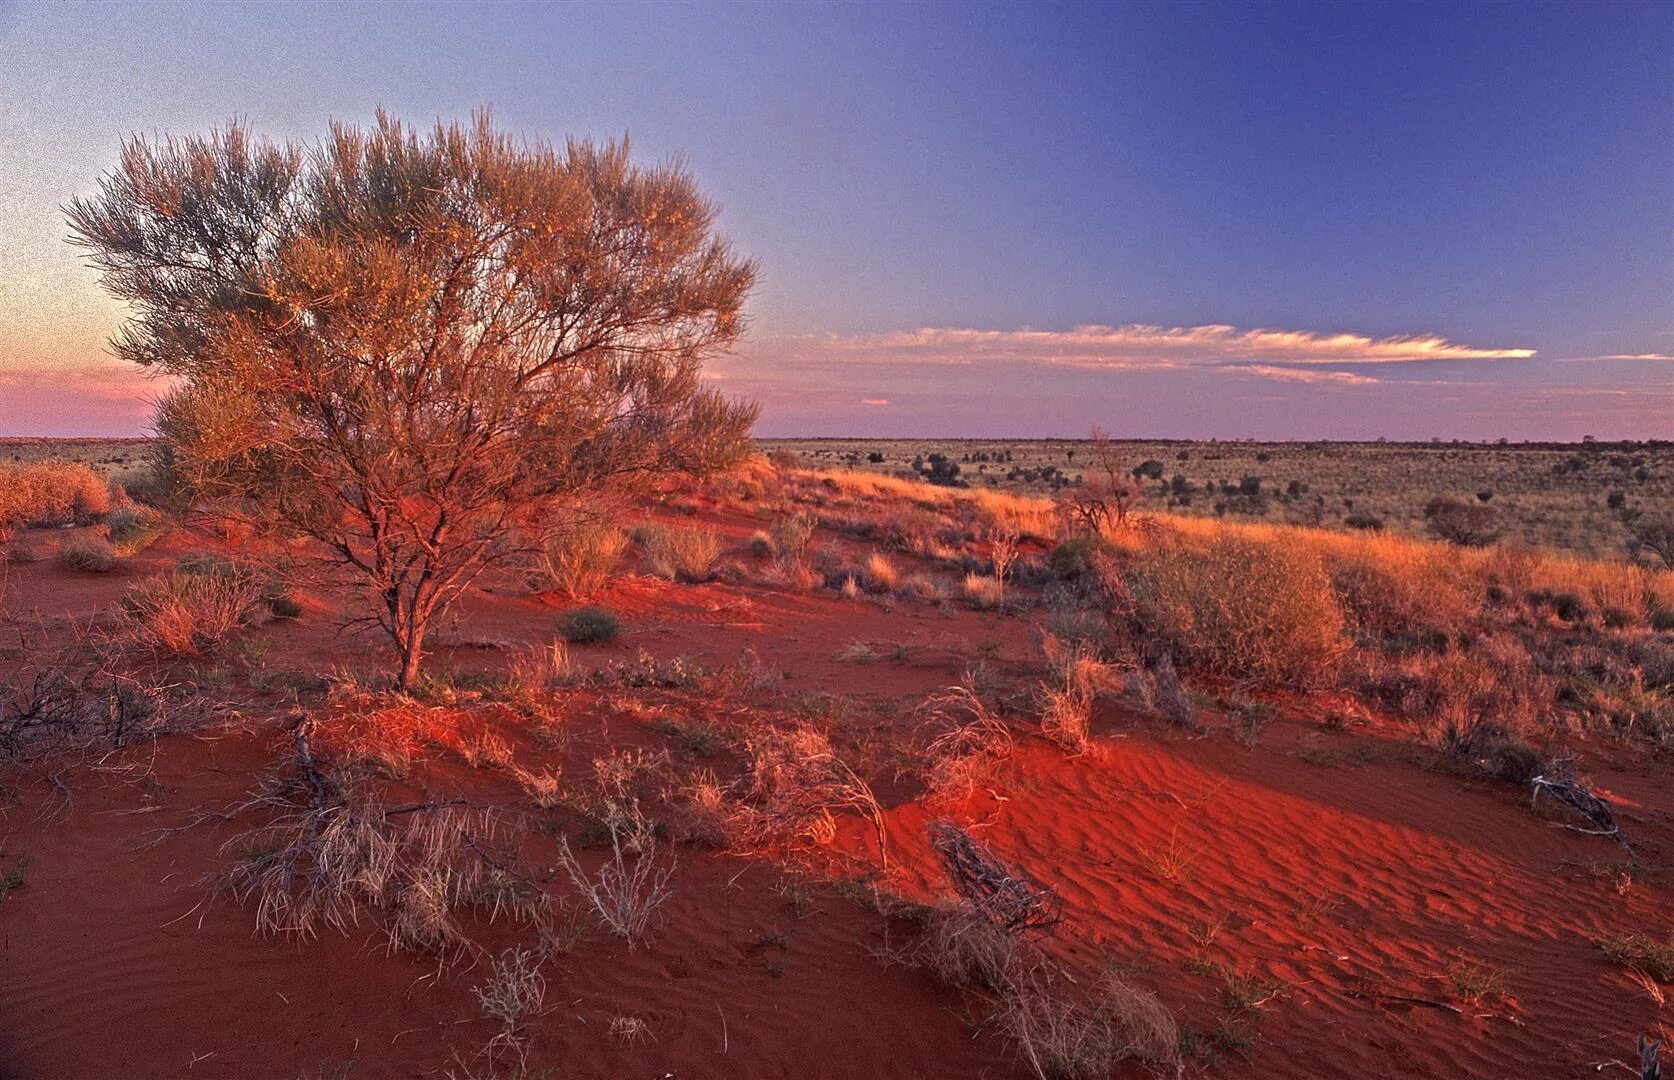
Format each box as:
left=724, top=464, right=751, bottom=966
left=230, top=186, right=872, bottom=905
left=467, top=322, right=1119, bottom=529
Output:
left=1, top=519, right=1669, bottom=1079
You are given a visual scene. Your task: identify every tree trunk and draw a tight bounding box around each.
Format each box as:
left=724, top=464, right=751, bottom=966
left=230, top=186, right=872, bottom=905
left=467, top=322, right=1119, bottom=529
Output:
left=397, top=624, right=425, bottom=690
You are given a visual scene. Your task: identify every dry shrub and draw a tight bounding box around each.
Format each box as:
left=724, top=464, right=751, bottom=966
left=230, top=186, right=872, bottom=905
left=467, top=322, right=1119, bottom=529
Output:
left=556, top=827, right=676, bottom=945
left=665, top=768, right=731, bottom=847
left=962, top=572, right=1005, bottom=610
left=923, top=901, right=1016, bottom=991
left=770, top=511, right=815, bottom=565
left=1002, top=965, right=1179, bottom=1080
left=103, top=504, right=167, bottom=555
left=862, top=551, right=899, bottom=593
left=740, top=724, right=888, bottom=865
left=1328, top=546, right=1475, bottom=646
left=640, top=523, right=721, bottom=582
left=1038, top=682, right=1093, bottom=754
left=508, top=640, right=572, bottom=693
left=528, top=523, right=627, bottom=598
left=220, top=724, right=547, bottom=953
left=0, top=463, right=110, bottom=537
left=59, top=534, right=117, bottom=573
left=1126, top=534, right=1347, bottom=687
left=918, top=684, right=1014, bottom=802
left=474, top=946, right=546, bottom=1035
left=123, top=565, right=265, bottom=656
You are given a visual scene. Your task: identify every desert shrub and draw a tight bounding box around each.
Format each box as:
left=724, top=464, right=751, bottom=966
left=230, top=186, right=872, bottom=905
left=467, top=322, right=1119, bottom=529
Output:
left=1424, top=496, right=1500, bottom=547
left=123, top=565, right=265, bottom=656
left=1038, top=682, right=1093, bottom=753
left=738, top=724, right=887, bottom=864
left=922, top=901, right=1015, bottom=991
left=962, top=573, right=1005, bottom=610
left=59, top=534, right=117, bottom=573
left=1327, top=548, right=1474, bottom=647
left=862, top=552, right=898, bottom=594
left=528, top=523, right=627, bottom=598
left=640, top=523, right=721, bottom=582
left=770, top=512, right=815, bottom=565
left=0, top=463, right=110, bottom=537
left=1437, top=718, right=1543, bottom=783
left=1599, top=932, right=1674, bottom=983
left=1343, top=512, right=1385, bottom=531
left=1126, top=535, right=1347, bottom=688
left=918, top=684, right=1014, bottom=803
left=103, top=504, right=166, bottom=554
left=1652, top=607, right=1674, bottom=633
left=1001, top=966, right=1179, bottom=1080
left=1047, top=535, right=1118, bottom=581
left=558, top=605, right=621, bottom=643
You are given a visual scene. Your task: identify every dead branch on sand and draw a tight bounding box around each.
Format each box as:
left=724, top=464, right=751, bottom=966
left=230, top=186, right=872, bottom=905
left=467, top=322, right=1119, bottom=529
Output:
left=928, top=819, right=1060, bottom=935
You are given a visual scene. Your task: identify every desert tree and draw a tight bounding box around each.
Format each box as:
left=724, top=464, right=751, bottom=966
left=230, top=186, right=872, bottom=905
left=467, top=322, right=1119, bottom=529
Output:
left=68, top=112, right=757, bottom=687
left=1061, top=427, right=1139, bottom=534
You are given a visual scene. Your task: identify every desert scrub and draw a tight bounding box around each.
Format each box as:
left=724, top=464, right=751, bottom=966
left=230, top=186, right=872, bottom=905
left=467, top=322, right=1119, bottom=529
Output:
left=639, top=522, right=721, bottom=582
left=0, top=462, right=110, bottom=537
left=528, top=523, right=627, bottom=598
left=1002, top=965, right=1179, bottom=1080
left=1126, top=533, right=1348, bottom=687
left=123, top=565, right=265, bottom=656
left=558, top=604, right=621, bottom=643
left=962, top=572, right=1004, bottom=610
left=59, top=534, right=117, bottom=573
left=102, top=504, right=166, bottom=555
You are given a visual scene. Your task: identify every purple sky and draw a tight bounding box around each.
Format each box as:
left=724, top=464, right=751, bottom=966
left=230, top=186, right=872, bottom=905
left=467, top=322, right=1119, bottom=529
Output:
left=1, top=1, right=1669, bottom=440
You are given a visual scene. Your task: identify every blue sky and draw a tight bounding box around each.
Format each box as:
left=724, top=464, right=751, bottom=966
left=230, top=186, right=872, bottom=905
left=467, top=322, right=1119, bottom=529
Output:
left=0, top=0, right=1668, bottom=438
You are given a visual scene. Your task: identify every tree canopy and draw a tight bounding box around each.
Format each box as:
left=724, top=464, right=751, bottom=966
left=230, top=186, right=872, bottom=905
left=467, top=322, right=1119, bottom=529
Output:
left=68, top=111, right=758, bottom=686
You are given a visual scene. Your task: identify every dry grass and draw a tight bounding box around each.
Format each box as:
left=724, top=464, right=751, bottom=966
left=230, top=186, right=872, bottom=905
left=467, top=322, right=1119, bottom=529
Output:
left=962, top=573, right=1005, bottom=610
left=638, top=523, right=721, bottom=582
left=918, top=683, right=1014, bottom=803
left=555, top=829, right=676, bottom=946
left=59, top=534, right=117, bottom=573
left=122, top=565, right=265, bottom=656
left=527, top=523, right=627, bottom=598
left=739, top=723, right=888, bottom=865
left=921, top=901, right=1016, bottom=991
left=1001, top=965, right=1180, bottom=1080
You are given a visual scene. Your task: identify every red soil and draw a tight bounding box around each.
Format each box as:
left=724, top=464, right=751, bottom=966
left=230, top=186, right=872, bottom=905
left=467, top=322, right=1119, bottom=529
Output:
left=1, top=515, right=1669, bottom=1079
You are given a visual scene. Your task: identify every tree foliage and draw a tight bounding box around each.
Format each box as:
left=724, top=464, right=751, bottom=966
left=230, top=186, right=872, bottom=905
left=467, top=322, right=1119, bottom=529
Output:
left=68, top=111, right=757, bottom=685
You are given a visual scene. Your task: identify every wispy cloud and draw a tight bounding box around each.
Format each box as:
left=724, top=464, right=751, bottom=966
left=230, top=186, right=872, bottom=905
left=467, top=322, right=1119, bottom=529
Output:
left=784, top=323, right=1535, bottom=371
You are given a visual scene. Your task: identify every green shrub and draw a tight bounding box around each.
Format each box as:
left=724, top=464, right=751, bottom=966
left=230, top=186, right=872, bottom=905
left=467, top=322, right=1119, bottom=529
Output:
left=558, top=605, right=621, bottom=643
left=1047, top=535, right=1118, bottom=581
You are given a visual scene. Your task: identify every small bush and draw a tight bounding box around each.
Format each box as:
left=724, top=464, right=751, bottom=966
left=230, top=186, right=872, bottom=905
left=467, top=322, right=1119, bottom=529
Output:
left=60, top=534, right=117, bottom=573
left=1047, top=536, right=1118, bottom=581
left=1127, top=535, right=1347, bottom=688
left=922, top=902, right=1014, bottom=991
left=529, top=523, right=627, bottom=598
left=1002, top=966, right=1179, bottom=1080
left=962, top=573, right=1004, bottom=610
left=558, top=605, right=622, bottom=643
left=123, top=567, right=265, bottom=656
left=862, top=552, right=898, bottom=594
left=1599, top=932, right=1674, bottom=983
left=103, top=504, right=166, bottom=554
left=0, top=462, right=110, bottom=537
left=1424, top=496, right=1500, bottom=547
left=640, top=523, right=721, bottom=582
left=1651, top=607, right=1674, bottom=633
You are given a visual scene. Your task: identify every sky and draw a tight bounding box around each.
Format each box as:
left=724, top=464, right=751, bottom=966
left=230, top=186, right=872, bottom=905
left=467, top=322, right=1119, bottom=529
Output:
left=0, top=0, right=1669, bottom=441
